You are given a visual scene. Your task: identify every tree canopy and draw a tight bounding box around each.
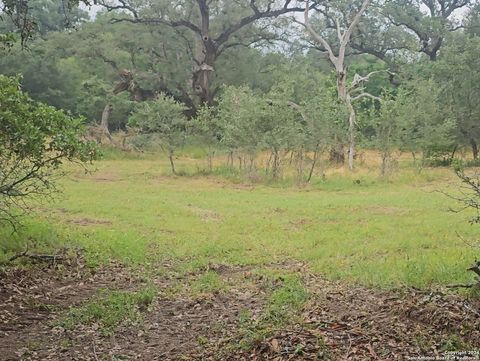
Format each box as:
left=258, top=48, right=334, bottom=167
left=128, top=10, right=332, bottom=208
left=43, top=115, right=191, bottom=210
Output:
left=1, top=0, right=479, bottom=175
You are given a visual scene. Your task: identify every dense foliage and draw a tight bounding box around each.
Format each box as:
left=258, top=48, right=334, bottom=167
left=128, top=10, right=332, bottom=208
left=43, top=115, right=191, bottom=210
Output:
left=0, top=75, right=96, bottom=226
left=1, top=0, right=480, bottom=177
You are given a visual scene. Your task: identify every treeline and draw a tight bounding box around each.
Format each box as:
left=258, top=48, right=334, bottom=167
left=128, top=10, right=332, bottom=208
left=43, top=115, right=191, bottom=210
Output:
left=1, top=0, right=480, bottom=176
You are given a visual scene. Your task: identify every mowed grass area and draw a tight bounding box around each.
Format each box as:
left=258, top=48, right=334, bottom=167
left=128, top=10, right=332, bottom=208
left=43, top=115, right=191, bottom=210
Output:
left=1, top=154, right=479, bottom=289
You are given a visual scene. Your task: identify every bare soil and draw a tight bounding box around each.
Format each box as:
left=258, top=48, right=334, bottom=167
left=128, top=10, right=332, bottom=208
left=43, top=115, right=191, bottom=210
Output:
left=1, top=260, right=479, bottom=361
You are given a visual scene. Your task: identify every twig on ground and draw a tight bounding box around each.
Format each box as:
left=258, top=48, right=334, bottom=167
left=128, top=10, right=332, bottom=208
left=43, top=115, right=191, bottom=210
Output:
left=3, top=252, right=64, bottom=265
left=446, top=261, right=480, bottom=289
left=446, top=284, right=474, bottom=289
left=344, top=334, right=352, bottom=360
left=93, top=343, right=99, bottom=361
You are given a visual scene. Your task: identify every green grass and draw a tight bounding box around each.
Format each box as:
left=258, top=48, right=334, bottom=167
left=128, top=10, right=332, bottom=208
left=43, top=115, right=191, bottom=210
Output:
left=263, top=274, right=309, bottom=325
left=1, top=156, right=479, bottom=289
left=191, top=270, right=228, bottom=295
left=231, top=271, right=310, bottom=351
left=59, top=287, right=156, bottom=335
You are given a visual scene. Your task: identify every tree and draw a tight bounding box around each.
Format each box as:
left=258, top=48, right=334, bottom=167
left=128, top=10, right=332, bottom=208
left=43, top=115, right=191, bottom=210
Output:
left=0, top=75, right=96, bottom=228
left=0, top=0, right=90, bottom=46
left=302, top=82, right=348, bottom=181
left=466, top=2, right=480, bottom=36
left=348, top=6, right=415, bottom=67
left=189, top=104, right=220, bottom=172
left=261, top=64, right=347, bottom=181
left=128, top=94, right=188, bottom=174
left=260, top=85, right=301, bottom=179
left=432, top=34, right=480, bottom=159
left=98, top=0, right=309, bottom=105
left=216, top=85, right=266, bottom=170
left=300, top=0, right=384, bottom=170
left=395, top=79, right=455, bottom=166
left=384, top=0, right=474, bottom=61
left=368, top=91, right=402, bottom=175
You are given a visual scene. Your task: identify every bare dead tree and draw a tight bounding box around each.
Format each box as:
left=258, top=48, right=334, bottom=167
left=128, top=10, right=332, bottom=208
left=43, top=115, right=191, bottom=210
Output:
left=299, top=0, right=383, bottom=170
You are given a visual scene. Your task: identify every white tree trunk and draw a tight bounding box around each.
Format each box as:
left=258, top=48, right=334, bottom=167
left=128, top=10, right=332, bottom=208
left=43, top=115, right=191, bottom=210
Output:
left=302, top=0, right=373, bottom=171
left=347, top=104, right=356, bottom=171
left=100, top=103, right=114, bottom=143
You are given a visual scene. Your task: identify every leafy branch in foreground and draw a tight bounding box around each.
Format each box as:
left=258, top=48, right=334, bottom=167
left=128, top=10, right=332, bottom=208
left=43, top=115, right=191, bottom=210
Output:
left=0, top=75, right=96, bottom=229
left=451, top=164, right=480, bottom=225
left=446, top=164, right=480, bottom=289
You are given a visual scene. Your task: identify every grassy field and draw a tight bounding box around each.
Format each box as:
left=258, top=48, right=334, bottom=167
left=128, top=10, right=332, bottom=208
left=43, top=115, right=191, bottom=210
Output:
left=1, top=152, right=478, bottom=289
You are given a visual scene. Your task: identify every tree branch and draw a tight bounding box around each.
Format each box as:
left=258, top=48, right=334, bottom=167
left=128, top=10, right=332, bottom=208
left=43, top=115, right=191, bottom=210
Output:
left=214, top=0, right=305, bottom=47
left=339, top=0, right=372, bottom=61
left=351, top=92, right=382, bottom=102
left=299, top=0, right=337, bottom=63
left=349, top=70, right=387, bottom=91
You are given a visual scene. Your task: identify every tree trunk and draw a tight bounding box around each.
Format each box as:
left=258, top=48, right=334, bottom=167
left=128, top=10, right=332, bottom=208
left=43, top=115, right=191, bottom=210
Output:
left=307, top=145, right=320, bottom=183
left=330, top=142, right=345, bottom=164
left=192, top=5, right=217, bottom=106
left=100, top=103, right=114, bottom=143
left=272, top=149, right=280, bottom=179
left=470, top=138, right=478, bottom=160
left=265, top=152, right=273, bottom=174
left=248, top=153, right=255, bottom=172
left=450, top=145, right=458, bottom=161
left=227, top=151, right=233, bottom=168
left=296, top=149, right=305, bottom=180
left=193, top=61, right=215, bottom=105
left=207, top=148, right=214, bottom=172
left=168, top=150, right=177, bottom=175
left=346, top=100, right=356, bottom=171
left=380, top=152, right=388, bottom=177
left=337, top=70, right=356, bottom=171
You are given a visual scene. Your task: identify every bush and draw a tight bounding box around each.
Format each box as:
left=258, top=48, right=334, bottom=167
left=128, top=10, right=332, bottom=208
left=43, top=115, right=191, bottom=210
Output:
left=0, top=75, right=96, bottom=228
left=129, top=94, right=187, bottom=174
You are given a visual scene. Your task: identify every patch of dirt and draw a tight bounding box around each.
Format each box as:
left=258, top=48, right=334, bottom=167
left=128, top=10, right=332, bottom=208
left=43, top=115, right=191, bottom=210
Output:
left=1, top=263, right=266, bottom=360
left=287, top=218, right=312, bottom=232
left=0, top=259, right=138, bottom=361
left=223, top=183, right=256, bottom=191
left=1, top=261, right=479, bottom=360
left=331, top=205, right=407, bottom=215
left=364, top=205, right=408, bottom=215
left=65, top=217, right=112, bottom=226
left=79, top=290, right=266, bottom=360
left=89, top=172, right=120, bottom=183
left=186, top=204, right=222, bottom=223
left=239, top=271, right=480, bottom=360
left=73, top=171, right=120, bottom=183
